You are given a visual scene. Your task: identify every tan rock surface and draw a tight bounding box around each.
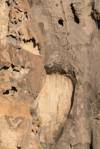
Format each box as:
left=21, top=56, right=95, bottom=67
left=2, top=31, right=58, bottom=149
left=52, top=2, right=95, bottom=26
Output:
left=37, top=74, right=73, bottom=144
left=0, top=0, right=100, bottom=149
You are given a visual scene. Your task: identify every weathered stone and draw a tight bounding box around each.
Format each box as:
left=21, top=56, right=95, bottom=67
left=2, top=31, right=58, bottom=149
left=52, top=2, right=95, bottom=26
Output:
left=37, top=74, right=73, bottom=144
left=0, top=0, right=100, bottom=149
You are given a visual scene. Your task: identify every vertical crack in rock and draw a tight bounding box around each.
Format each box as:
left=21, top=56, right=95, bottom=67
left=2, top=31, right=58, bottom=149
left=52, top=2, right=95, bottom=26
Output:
left=37, top=73, right=73, bottom=144
left=90, top=130, right=93, bottom=149
left=70, top=3, right=80, bottom=24
left=91, top=1, right=100, bottom=29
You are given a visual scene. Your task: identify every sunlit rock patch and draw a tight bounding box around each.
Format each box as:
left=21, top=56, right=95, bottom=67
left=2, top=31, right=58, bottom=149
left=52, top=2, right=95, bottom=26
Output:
left=37, top=74, right=73, bottom=144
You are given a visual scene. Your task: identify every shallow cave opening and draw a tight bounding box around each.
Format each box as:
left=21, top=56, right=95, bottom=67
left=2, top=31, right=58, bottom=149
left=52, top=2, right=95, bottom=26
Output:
left=58, top=19, right=64, bottom=26
left=70, top=3, right=80, bottom=24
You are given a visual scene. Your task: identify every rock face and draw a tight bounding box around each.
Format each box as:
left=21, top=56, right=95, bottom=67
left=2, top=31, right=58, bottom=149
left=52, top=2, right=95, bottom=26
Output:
left=37, top=74, right=73, bottom=144
left=0, top=0, right=100, bottom=149
left=0, top=0, right=73, bottom=149
left=0, top=0, right=45, bottom=149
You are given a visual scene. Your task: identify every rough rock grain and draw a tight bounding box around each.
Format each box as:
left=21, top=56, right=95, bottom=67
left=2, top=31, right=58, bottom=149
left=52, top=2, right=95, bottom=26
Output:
left=0, top=0, right=100, bottom=149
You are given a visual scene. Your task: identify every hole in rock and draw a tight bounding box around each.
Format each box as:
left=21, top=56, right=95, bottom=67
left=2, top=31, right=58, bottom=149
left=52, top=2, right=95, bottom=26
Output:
left=58, top=19, right=64, bottom=26
left=24, top=11, right=28, bottom=19
left=32, top=129, right=34, bottom=132
left=13, top=69, right=20, bottom=72
left=70, top=3, right=80, bottom=24
left=11, top=86, right=18, bottom=92
left=0, top=65, right=9, bottom=71
left=17, top=47, right=21, bottom=50
left=11, top=64, right=24, bottom=72
left=11, top=64, right=20, bottom=72
left=11, top=64, right=15, bottom=69
left=5, top=0, right=11, bottom=6
left=3, top=86, right=18, bottom=95
left=17, top=146, right=21, bottom=149
left=3, top=90, right=9, bottom=95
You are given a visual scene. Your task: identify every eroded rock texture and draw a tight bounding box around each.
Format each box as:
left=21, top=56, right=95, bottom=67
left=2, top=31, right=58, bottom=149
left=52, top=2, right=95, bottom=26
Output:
left=0, top=0, right=100, bottom=149
left=0, top=0, right=45, bottom=149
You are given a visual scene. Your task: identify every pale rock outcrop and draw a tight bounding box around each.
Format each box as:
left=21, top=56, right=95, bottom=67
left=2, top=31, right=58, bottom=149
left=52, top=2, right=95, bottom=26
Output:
left=37, top=74, right=73, bottom=144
